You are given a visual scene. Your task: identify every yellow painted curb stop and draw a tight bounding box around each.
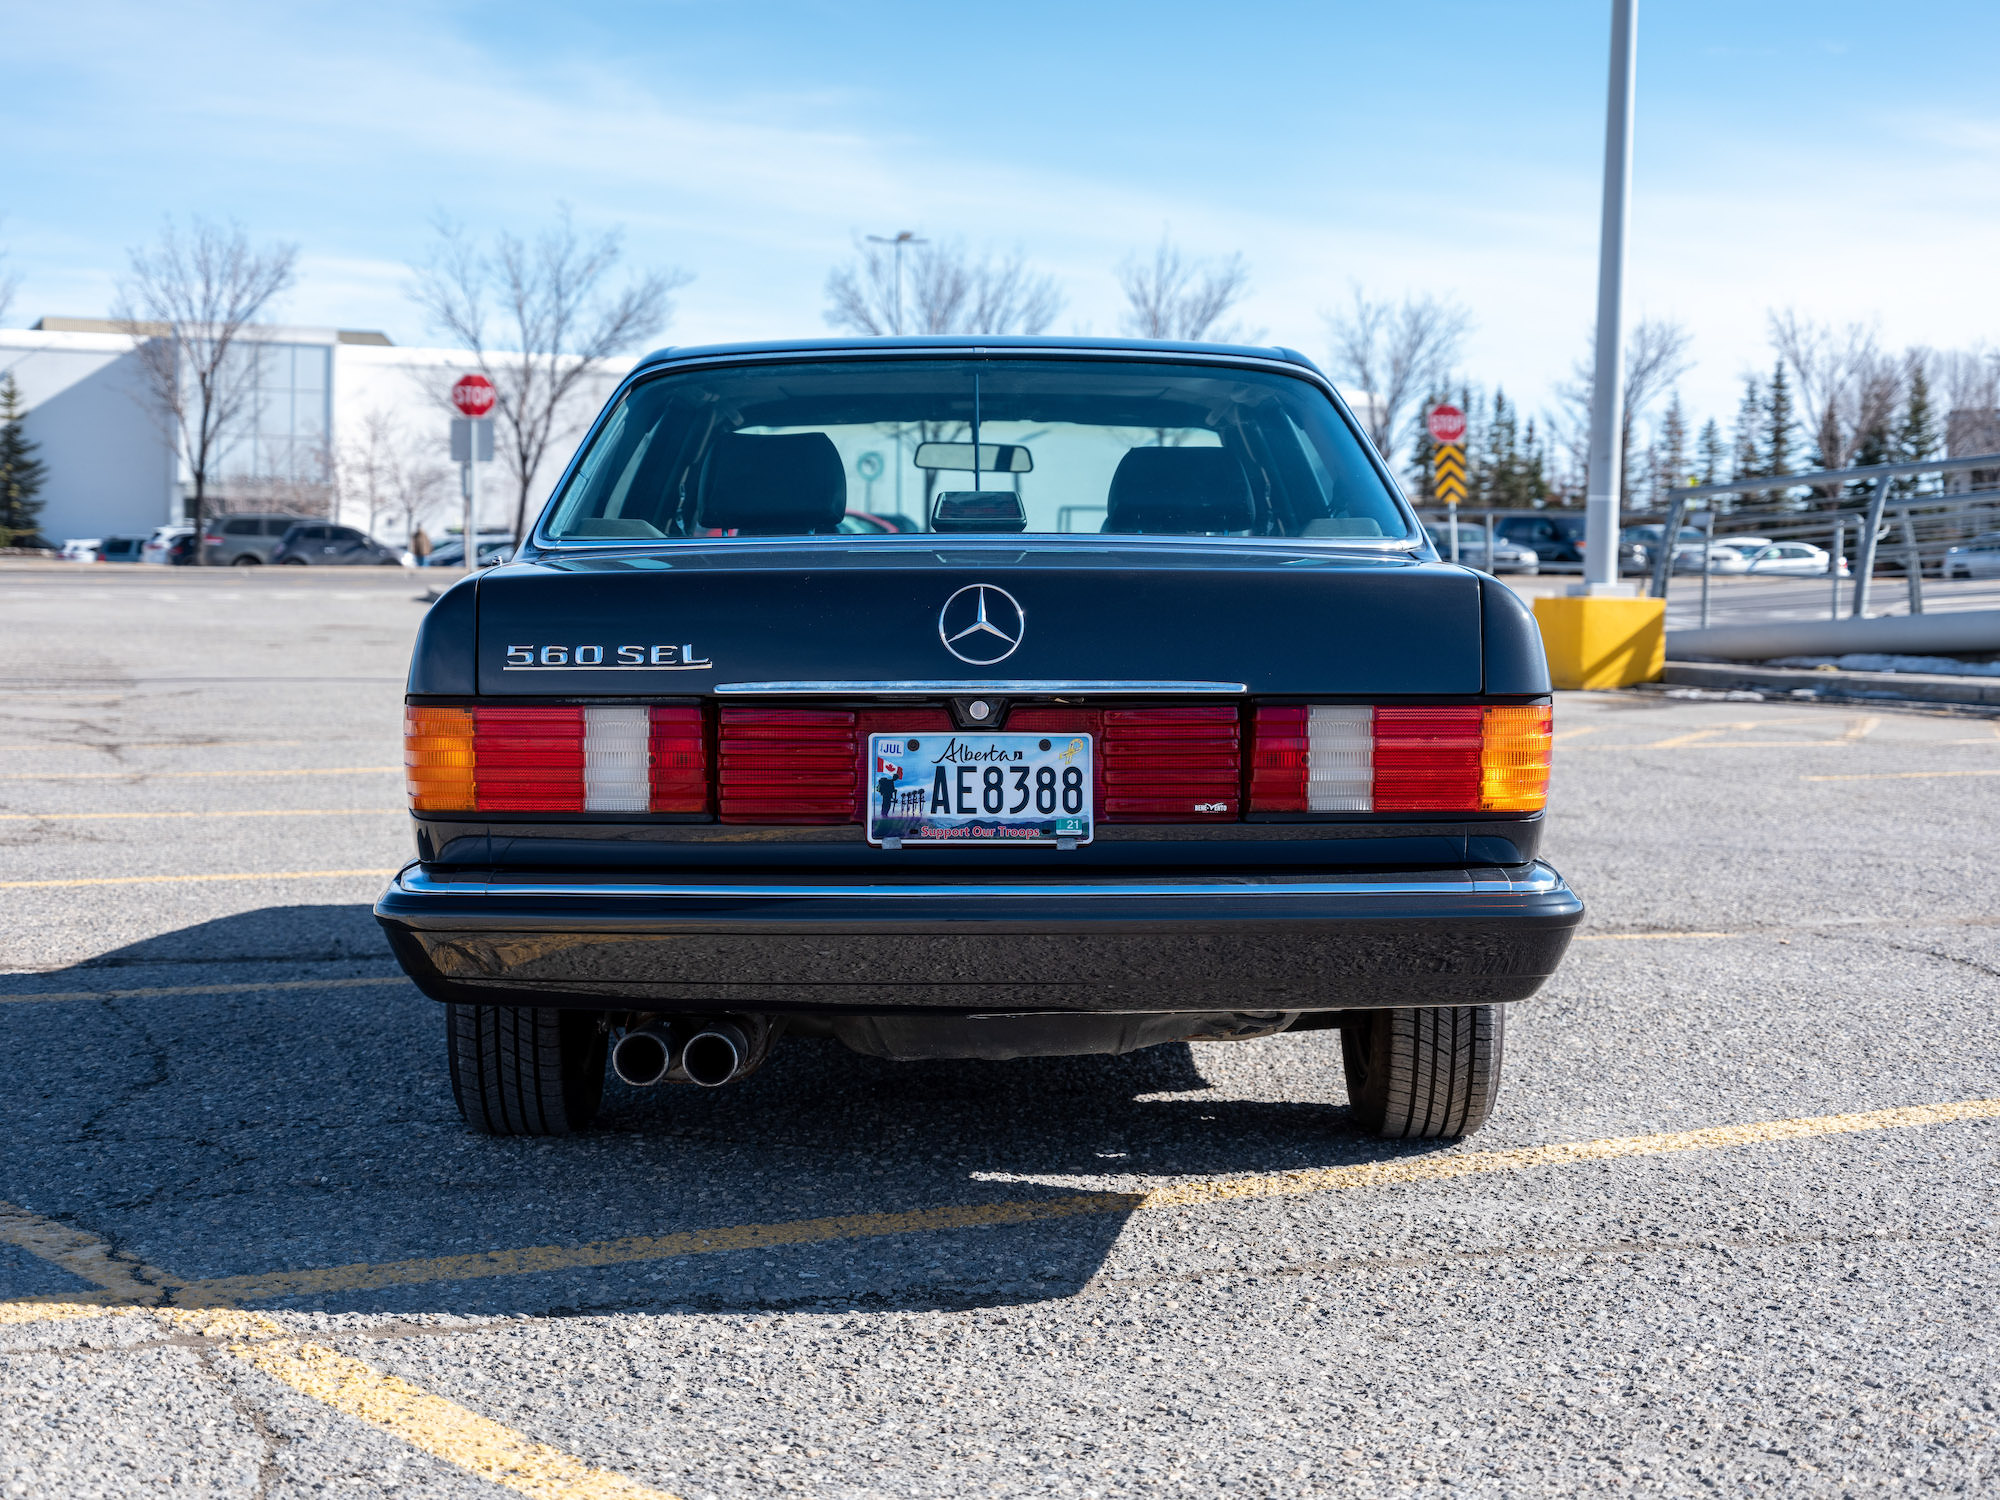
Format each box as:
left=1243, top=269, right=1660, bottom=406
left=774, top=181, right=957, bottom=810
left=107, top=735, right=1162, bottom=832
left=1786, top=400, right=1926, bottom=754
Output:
left=1533, top=594, right=1666, bottom=689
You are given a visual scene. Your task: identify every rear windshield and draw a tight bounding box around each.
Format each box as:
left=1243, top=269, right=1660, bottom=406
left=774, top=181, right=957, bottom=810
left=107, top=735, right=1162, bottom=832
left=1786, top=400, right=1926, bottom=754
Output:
left=543, top=358, right=1407, bottom=543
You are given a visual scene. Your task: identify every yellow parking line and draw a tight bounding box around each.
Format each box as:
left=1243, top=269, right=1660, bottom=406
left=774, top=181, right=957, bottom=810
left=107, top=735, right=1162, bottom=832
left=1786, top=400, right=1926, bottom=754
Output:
left=0, top=869, right=396, bottom=890
left=0, top=766, right=400, bottom=783
left=0, top=1213, right=681, bottom=1498
left=5, top=1095, right=1983, bottom=1315
left=1804, top=769, right=2000, bottom=782
left=0, top=975, right=409, bottom=1005
left=0, top=1200, right=186, bottom=1299
left=215, top=1317, right=682, bottom=1500
left=0, top=808, right=403, bottom=823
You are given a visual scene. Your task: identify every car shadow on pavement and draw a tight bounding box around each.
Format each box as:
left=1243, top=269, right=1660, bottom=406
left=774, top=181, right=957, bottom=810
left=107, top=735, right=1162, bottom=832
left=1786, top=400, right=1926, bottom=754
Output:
left=1, top=904, right=1455, bottom=1319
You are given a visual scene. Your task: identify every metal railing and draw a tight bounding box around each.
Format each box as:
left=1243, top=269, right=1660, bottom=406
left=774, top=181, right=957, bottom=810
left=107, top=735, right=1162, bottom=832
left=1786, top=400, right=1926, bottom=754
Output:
left=1420, top=452, right=2000, bottom=627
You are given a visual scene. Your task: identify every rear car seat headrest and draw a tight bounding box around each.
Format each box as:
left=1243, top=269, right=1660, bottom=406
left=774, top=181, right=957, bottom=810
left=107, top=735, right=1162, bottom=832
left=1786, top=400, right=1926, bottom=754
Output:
left=1104, top=447, right=1254, bottom=534
left=695, top=432, right=847, bottom=535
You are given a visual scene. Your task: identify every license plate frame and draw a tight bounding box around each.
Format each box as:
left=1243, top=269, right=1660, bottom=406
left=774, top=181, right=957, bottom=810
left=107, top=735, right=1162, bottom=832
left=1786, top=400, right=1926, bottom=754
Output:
left=865, top=731, right=1094, bottom=847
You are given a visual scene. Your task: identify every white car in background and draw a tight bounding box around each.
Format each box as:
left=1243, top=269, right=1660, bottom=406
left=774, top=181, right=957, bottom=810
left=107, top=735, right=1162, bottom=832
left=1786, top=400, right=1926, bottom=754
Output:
left=1941, top=533, right=2000, bottom=579
left=1732, top=541, right=1849, bottom=577
left=1423, top=522, right=1540, bottom=574
left=1704, top=540, right=1773, bottom=573
left=140, top=525, right=194, bottom=564
left=59, top=538, right=103, bottom=562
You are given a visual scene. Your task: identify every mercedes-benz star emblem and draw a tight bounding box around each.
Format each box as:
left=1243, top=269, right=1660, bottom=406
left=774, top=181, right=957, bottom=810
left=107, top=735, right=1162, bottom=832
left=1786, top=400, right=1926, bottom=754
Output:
left=938, top=584, right=1026, bottom=665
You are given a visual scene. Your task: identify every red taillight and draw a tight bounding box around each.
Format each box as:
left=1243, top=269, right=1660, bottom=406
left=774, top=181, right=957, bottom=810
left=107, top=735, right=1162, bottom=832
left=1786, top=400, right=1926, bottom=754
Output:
left=717, top=708, right=858, bottom=822
left=1247, top=705, right=1308, bottom=812
left=648, top=707, right=707, bottom=813
left=472, top=707, right=586, bottom=811
left=1249, top=704, right=1551, bottom=814
left=1373, top=706, right=1483, bottom=811
left=1101, top=707, right=1239, bottom=819
left=404, top=704, right=710, bottom=815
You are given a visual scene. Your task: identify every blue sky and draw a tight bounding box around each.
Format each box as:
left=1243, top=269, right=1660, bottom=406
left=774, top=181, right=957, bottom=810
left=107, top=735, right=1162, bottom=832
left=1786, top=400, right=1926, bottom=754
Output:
left=5, top=0, right=1998, bottom=444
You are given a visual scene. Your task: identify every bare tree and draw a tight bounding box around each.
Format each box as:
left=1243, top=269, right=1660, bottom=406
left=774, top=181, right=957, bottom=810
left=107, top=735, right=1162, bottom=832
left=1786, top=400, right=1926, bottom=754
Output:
left=413, top=207, right=688, bottom=544
left=1554, top=317, right=1693, bottom=506
left=1118, top=239, right=1250, bottom=344
left=1768, top=312, right=1903, bottom=486
left=335, top=407, right=399, bottom=537
left=826, top=239, right=1061, bottom=336
left=1322, top=286, right=1473, bottom=462
left=0, top=225, right=17, bottom=326
left=114, top=219, right=297, bottom=559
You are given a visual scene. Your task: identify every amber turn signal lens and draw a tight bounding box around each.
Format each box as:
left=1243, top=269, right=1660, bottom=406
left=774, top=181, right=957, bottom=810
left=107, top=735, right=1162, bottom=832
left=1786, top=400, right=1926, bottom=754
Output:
left=1480, top=703, right=1552, bottom=812
left=404, top=705, right=475, bottom=811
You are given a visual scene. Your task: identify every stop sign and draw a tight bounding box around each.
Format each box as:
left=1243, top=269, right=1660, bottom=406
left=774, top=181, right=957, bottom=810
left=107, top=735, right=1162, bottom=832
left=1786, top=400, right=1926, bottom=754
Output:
left=451, top=374, right=496, bottom=418
left=1426, top=404, right=1466, bottom=444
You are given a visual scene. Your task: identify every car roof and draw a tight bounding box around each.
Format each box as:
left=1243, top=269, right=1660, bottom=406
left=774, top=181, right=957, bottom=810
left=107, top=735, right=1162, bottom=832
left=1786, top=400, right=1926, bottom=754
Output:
left=630, top=334, right=1324, bottom=375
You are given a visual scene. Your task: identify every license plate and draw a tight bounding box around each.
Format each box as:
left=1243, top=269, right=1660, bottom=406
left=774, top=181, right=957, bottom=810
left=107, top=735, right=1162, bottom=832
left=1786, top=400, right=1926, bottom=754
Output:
left=866, top=732, right=1093, bottom=846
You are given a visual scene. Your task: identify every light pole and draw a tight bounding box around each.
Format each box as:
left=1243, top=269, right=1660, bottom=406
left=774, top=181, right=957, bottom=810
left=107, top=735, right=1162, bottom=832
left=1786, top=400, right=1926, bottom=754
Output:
left=1580, top=0, right=1637, bottom=593
left=867, top=231, right=926, bottom=520
left=865, top=230, right=926, bottom=337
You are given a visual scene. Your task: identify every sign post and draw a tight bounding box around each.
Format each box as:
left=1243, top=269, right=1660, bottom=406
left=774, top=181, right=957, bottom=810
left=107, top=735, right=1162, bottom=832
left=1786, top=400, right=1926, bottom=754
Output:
left=451, top=375, right=496, bottom=568
left=1428, top=404, right=1467, bottom=562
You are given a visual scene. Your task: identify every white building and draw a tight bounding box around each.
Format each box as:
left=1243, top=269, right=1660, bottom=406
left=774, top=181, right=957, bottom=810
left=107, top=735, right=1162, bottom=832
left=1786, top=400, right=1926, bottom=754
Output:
left=0, top=316, right=635, bottom=545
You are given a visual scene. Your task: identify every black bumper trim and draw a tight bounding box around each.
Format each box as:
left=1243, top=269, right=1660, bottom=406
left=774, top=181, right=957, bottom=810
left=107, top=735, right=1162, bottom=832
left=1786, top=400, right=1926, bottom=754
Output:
left=374, top=863, right=1584, bottom=1013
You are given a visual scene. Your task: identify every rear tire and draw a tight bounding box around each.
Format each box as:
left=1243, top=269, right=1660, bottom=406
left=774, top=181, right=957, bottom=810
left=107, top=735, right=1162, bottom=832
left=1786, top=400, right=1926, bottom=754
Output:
left=1340, top=1006, right=1504, bottom=1139
left=445, top=1004, right=606, bottom=1136
left=231, top=554, right=260, bottom=566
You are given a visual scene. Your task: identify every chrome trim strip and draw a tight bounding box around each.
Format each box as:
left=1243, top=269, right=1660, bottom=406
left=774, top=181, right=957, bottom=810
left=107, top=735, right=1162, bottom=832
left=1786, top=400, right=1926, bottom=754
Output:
left=394, top=864, right=1568, bottom=901
left=713, top=680, right=1248, bottom=695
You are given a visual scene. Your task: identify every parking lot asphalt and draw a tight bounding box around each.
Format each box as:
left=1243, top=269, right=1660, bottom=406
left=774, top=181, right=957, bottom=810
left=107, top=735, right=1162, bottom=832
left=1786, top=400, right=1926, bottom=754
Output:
left=2, top=564, right=1996, bottom=1498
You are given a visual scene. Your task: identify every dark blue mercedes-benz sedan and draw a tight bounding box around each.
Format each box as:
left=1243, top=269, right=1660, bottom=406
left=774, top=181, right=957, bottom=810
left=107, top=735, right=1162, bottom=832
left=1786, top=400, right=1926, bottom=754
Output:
left=376, top=337, right=1582, bottom=1141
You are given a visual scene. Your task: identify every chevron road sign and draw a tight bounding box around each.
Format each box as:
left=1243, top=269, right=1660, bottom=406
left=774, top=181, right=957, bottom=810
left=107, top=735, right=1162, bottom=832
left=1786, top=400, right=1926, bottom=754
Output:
left=1433, top=443, right=1467, bottom=506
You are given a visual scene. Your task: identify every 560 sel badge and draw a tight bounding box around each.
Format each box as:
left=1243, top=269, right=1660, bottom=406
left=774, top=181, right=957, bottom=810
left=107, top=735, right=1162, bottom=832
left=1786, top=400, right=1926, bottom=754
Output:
left=503, top=643, right=714, bottom=670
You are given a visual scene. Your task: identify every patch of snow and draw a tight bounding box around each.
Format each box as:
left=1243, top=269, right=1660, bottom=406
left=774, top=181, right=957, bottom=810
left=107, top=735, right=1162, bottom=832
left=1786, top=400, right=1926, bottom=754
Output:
left=1766, top=653, right=2000, bottom=678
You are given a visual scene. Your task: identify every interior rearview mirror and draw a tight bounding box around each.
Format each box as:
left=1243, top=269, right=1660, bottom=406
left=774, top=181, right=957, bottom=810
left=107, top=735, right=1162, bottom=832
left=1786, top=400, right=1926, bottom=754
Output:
left=912, top=442, right=1033, bottom=474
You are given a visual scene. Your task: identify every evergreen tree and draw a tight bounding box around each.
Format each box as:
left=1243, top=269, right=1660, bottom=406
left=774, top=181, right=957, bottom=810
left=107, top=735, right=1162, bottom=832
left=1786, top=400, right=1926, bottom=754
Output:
left=0, top=374, right=47, bottom=547
left=1406, top=387, right=1445, bottom=498
left=1763, top=362, right=1795, bottom=480
left=1697, top=418, right=1725, bottom=486
left=1655, top=393, right=1689, bottom=500
left=1896, top=364, right=1938, bottom=498
left=1520, top=417, right=1549, bottom=506
left=1731, top=378, right=1763, bottom=479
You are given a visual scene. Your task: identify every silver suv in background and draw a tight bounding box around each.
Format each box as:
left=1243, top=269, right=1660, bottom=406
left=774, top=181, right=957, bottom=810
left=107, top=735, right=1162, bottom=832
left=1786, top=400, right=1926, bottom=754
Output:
left=269, top=522, right=402, bottom=566
left=200, top=514, right=309, bottom=565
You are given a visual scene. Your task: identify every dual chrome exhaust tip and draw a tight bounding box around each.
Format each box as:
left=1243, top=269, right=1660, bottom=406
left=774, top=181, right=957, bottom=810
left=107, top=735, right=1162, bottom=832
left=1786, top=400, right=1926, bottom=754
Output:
left=611, top=1019, right=754, bottom=1089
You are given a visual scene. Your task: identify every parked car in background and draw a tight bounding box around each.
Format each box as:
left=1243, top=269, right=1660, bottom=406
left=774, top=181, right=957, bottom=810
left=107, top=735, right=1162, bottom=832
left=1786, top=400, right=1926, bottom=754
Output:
left=60, top=539, right=102, bottom=562
left=1494, top=513, right=1585, bottom=570
left=200, top=513, right=310, bottom=565
left=141, top=525, right=194, bottom=564
left=1733, top=542, right=1849, bottom=577
left=1493, top=512, right=1644, bottom=573
left=1942, top=533, right=2000, bottom=579
left=1422, top=522, right=1539, bottom=574
left=419, top=535, right=515, bottom=568
left=83, top=536, right=147, bottom=563
left=269, top=522, right=402, bottom=566
left=838, top=510, right=924, bottom=535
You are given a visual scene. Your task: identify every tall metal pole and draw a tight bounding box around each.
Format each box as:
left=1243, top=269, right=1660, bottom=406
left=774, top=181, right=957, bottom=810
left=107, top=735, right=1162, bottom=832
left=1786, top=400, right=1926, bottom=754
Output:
left=867, top=230, right=926, bottom=523
left=1581, top=0, right=1638, bottom=592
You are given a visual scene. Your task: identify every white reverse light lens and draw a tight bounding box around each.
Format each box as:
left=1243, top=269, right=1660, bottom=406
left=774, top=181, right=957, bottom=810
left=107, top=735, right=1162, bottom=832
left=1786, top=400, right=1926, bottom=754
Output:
left=1307, top=706, right=1372, bottom=811
left=583, top=706, right=651, bottom=812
